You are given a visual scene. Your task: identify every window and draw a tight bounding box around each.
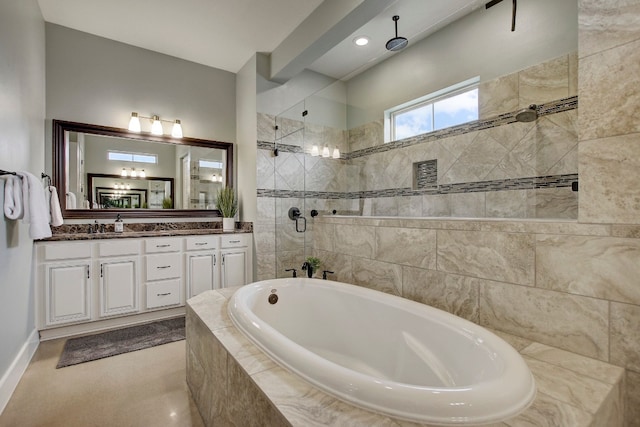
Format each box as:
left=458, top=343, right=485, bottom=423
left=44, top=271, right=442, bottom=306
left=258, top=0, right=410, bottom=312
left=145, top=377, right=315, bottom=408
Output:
left=108, top=151, right=157, bottom=164
left=199, top=160, right=224, bottom=169
left=386, top=77, right=479, bottom=142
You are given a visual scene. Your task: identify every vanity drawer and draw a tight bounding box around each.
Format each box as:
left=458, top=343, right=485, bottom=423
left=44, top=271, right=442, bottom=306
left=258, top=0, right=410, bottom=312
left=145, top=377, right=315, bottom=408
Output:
left=146, top=253, right=181, bottom=281
left=220, top=234, right=249, bottom=248
left=185, top=235, right=219, bottom=251
left=98, top=240, right=140, bottom=257
left=43, top=242, right=92, bottom=260
left=145, top=238, right=181, bottom=253
left=146, top=280, right=181, bottom=309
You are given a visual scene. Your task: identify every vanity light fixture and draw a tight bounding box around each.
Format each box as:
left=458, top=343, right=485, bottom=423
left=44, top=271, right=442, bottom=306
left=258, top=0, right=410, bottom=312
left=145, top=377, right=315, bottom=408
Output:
left=311, top=145, right=319, bottom=157
left=128, top=112, right=183, bottom=138
left=332, top=147, right=341, bottom=159
left=150, top=116, right=163, bottom=135
left=171, top=120, right=183, bottom=138
left=322, top=145, right=330, bottom=158
left=119, top=168, right=147, bottom=178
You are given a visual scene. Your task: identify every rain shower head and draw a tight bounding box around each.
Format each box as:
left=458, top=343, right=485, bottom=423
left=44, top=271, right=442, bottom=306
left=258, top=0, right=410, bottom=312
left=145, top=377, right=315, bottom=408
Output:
left=386, top=15, right=408, bottom=52
left=515, top=104, right=538, bottom=122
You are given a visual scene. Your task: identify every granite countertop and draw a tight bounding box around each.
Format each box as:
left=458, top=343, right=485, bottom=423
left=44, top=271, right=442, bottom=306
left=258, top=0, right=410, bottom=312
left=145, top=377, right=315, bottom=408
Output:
left=39, top=221, right=253, bottom=241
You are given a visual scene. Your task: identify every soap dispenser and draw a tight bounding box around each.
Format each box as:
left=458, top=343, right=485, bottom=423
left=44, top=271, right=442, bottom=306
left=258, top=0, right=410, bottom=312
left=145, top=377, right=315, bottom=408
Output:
left=114, top=214, right=124, bottom=233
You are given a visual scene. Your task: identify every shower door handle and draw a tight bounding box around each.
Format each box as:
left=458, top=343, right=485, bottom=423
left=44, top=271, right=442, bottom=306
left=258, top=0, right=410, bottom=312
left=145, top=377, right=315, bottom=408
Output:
left=295, top=216, right=306, bottom=233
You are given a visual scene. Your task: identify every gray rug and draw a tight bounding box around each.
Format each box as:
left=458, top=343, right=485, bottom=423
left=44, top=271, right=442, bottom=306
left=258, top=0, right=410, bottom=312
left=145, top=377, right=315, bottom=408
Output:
left=56, top=317, right=185, bottom=368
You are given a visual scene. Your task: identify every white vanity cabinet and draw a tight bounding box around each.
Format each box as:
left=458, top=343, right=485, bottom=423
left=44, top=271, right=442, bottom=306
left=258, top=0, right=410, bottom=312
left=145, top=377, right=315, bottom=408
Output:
left=185, top=235, right=219, bottom=298
left=97, top=240, right=140, bottom=317
left=144, top=238, right=183, bottom=309
left=35, top=232, right=252, bottom=337
left=38, top=242, right=92, bottom=327
left=220, top=234, right=251, bottom=288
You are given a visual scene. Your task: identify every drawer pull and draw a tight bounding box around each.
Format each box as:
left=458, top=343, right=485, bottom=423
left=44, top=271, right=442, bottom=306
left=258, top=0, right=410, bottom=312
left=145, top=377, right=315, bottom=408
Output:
left=156, top=244, right=171, bottom=248
left=156, top=265, right=172, bottom=269
left=228, top=240, right=240, bottom=243
left=195, top=242, right=208, bottom=246
left=157, top=292, right=172, bottom=296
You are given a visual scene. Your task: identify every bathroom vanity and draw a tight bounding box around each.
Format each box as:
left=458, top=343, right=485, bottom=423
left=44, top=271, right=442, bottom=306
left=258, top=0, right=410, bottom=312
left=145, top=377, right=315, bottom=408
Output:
left=34, top=229, right=252, bottom=339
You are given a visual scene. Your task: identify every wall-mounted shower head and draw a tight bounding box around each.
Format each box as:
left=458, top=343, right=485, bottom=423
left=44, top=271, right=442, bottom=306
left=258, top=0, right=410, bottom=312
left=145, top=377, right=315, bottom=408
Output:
left=386, top=15, right=408, bottom=52
left=515, top=104, right=538, bottom=122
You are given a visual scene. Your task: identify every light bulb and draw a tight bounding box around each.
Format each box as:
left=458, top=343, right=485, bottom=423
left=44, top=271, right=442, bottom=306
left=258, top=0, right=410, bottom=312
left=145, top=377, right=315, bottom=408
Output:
left=121, top=168, right=127, bottom=177
left=171, top=119, right=183, bottom=138
left=322, top=145, right=330, bottom=158
left=332, top=147, right=340, bottom=159
left=139, top=169, right=146, bottom=178
left=311, top=145, right=319, bottom=157
left=130, top=169, right=137, bottom=178
left=125, top=184, right=130, bottom=190
left=151, top=115, right=163, bottom=135
left=113, top=183, right=119, bottom=189
left=128, top=112, right=141, bottom=132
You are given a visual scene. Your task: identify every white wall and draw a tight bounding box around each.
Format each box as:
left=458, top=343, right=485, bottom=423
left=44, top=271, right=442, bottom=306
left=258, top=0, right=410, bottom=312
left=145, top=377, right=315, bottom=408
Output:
left=0, top=0, right=45, bottom=411
left=83, top=135, right=177, bottom=181
left=346, top=0, right=578, bottom=128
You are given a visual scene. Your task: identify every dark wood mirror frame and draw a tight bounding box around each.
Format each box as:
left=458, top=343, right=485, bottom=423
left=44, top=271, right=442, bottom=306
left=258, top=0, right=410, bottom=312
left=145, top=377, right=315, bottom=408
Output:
left=53, top=119, right=234, bottom=219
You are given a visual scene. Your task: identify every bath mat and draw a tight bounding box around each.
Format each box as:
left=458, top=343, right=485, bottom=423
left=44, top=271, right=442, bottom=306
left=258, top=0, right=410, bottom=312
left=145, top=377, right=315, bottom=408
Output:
left=56, top=317, right=185, bottom=368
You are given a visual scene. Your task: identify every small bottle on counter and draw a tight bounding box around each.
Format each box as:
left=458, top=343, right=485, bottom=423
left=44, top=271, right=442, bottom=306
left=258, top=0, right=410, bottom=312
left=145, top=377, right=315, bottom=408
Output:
left=114, top=214, right=124, bottom=233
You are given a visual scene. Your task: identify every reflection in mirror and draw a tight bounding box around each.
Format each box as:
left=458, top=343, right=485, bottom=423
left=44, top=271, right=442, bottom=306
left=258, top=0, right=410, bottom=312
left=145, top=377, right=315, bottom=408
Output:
left=87, top=174, right=174, bottom=209
left=54, top=120, right=234, bottom=219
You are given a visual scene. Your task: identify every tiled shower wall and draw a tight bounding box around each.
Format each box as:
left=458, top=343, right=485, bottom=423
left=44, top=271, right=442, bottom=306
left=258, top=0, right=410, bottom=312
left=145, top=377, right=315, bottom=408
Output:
left=312, top=215, right=640, bottom=425
left=350, top=53, right=579, bottom=219
left=255, top=115, right=357, bottom=280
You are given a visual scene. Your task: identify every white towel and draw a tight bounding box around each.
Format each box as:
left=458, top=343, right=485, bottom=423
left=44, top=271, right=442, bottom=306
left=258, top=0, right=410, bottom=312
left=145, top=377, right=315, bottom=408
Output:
left=16, top=171, right=52, bottom=240
left=3, top=175, right=24, bottom=220
left=48, top=186, right=64, bottom=226
left=66, top=191, right=77, bottom=209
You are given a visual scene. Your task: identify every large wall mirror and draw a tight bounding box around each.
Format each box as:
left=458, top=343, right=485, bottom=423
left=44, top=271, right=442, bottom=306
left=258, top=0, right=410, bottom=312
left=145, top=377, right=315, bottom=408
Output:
left=53, top=120, right=234, bottom=219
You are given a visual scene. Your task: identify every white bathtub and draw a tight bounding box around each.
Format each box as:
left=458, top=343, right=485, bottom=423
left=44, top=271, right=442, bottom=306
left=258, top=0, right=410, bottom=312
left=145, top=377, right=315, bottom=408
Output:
left=228, top=278, right=536, bottom=425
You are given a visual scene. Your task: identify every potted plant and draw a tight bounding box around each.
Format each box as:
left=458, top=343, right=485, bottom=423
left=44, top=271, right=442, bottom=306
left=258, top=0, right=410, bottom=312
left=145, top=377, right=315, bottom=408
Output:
left=216, top=186, right=237, bottom=231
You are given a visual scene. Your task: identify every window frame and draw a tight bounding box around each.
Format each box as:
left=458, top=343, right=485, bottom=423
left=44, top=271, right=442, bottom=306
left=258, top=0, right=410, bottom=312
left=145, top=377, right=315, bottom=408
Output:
left=107, top=150, right=158, bottom=164
left=385, top=77, right=480, bottom=143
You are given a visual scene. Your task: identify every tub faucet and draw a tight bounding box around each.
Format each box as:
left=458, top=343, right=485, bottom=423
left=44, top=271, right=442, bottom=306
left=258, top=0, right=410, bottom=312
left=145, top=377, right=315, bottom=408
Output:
left=301, top=262, right=313, bottom=278
left=285, top=268, right=297, bottom=278
left=322, top=270, right=334, bottom=280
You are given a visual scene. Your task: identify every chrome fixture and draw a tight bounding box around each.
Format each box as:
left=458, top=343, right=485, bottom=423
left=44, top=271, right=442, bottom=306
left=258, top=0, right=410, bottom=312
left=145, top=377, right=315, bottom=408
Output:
left=515, top=104, right=538, bottom=122
left=128, top=112, right=183, bottom=138
left=386, top=15, right=408, bottom=52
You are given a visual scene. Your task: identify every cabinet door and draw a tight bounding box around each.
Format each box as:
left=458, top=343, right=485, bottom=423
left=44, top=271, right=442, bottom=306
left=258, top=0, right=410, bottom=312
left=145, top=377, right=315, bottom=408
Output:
left=221, top=250, right=246, bottom=288
left=45, top=262, right=91, bottom=326
left=100, top=258, right=138, bottom=316
left=187, top=252, right=217, bottom=298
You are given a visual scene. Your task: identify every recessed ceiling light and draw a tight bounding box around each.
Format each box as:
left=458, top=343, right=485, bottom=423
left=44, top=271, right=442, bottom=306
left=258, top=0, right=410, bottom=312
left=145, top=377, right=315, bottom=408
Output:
left=353, top=36, right=369, bottom=47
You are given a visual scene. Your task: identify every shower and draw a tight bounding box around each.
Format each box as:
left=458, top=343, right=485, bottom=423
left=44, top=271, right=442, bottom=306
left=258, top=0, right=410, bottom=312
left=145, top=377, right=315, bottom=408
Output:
left=515, top=104, right=538, bottom=122
left=386, top=15, right=408, bottom=51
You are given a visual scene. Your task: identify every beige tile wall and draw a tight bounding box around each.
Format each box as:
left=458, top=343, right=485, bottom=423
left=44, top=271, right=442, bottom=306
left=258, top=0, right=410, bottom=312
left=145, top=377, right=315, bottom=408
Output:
left=312, top=216, right=640, bottom=426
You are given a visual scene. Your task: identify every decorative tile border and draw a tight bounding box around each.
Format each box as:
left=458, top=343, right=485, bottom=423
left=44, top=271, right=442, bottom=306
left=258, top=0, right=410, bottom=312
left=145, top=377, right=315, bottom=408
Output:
left=257, top=97, right=577, bottom=160
left=257, top=174, right=578, bottom=199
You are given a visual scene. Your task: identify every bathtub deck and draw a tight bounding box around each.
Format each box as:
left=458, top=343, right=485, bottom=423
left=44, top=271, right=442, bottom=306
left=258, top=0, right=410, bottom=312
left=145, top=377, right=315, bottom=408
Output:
left=186, top=289, right=625, bottom=427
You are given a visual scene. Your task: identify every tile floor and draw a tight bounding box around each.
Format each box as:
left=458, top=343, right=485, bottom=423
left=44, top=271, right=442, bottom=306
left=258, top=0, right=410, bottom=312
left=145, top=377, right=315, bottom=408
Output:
left=0, top=338, right=204, bottom=427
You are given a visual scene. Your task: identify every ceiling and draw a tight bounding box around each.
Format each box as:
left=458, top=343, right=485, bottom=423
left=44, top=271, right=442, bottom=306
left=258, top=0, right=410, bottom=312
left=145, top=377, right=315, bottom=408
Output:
left=37, top=0, right=324, bottom=73
left=37, top=0, right=485, bottom=81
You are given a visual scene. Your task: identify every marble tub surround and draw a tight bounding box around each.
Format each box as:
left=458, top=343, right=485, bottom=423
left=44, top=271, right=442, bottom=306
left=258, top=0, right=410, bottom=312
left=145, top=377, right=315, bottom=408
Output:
left=44, top=221, right=253, bottom=240
left=312, top=215, right=640, bottom=424
left=187, top=289, right=624, bottom=427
